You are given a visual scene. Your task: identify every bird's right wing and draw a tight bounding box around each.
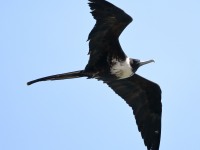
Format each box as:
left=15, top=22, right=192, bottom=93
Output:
left=86, top=0, right=133, bottom=70
left=105, top=74, right=162, bottom=150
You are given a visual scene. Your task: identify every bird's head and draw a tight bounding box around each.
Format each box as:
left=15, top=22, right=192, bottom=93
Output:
left=130, top=58, right=155, bottom=73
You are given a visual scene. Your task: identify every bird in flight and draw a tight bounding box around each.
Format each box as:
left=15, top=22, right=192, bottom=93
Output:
left=27, top=0, right=162, bottom=150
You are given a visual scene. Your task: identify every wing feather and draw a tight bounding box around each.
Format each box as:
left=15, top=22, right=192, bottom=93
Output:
left=105, top=74, right=162, bottom=150
left=86, top=0, right=132, bottom=70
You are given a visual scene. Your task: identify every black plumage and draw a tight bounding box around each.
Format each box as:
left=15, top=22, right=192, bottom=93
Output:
left=27, top=1, right=162, bottom=150
left=107, top=75, right=161, bottom=150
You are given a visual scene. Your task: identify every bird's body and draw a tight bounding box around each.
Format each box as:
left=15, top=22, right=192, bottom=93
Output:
left=27, top=0, right=162, bottom=150
left=110, top=57, right=133, bottom=79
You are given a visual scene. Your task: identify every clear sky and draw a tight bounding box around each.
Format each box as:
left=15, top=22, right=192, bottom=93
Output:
left=1, top=0, right=200, bottom=150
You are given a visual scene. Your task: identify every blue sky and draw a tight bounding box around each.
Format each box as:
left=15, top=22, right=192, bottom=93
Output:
left=1, top=0, right=200, bottom=150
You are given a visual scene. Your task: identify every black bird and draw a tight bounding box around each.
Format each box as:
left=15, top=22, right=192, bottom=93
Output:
left=27, top=0, right=162, bottom=150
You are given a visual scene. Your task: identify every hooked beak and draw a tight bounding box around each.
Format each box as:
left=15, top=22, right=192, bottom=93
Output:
left=139, top=59, right=155, bottom=67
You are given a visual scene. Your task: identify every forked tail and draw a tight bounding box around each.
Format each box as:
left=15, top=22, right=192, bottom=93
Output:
left=27, top=70, right=84, bottom=85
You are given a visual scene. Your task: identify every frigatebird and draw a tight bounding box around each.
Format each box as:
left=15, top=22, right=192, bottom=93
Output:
left=27, top=0, right=162, bottom=150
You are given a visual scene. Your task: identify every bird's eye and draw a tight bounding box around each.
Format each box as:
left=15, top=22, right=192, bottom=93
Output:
left=133, top=59, right=140, bottom=64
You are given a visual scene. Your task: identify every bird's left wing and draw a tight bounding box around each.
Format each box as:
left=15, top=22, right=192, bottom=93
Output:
left=105, top=74, right=162, bottom=150
left=86, top=0, right=132, bottom=70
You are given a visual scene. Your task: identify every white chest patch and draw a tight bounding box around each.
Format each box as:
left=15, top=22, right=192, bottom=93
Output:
left=110, top=57, right=133, bottom=79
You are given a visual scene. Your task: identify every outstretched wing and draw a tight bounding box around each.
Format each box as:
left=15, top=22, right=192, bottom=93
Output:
left=86, top=0, right=132, bottom=70
left=106, top=74, right=162, bottom=150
